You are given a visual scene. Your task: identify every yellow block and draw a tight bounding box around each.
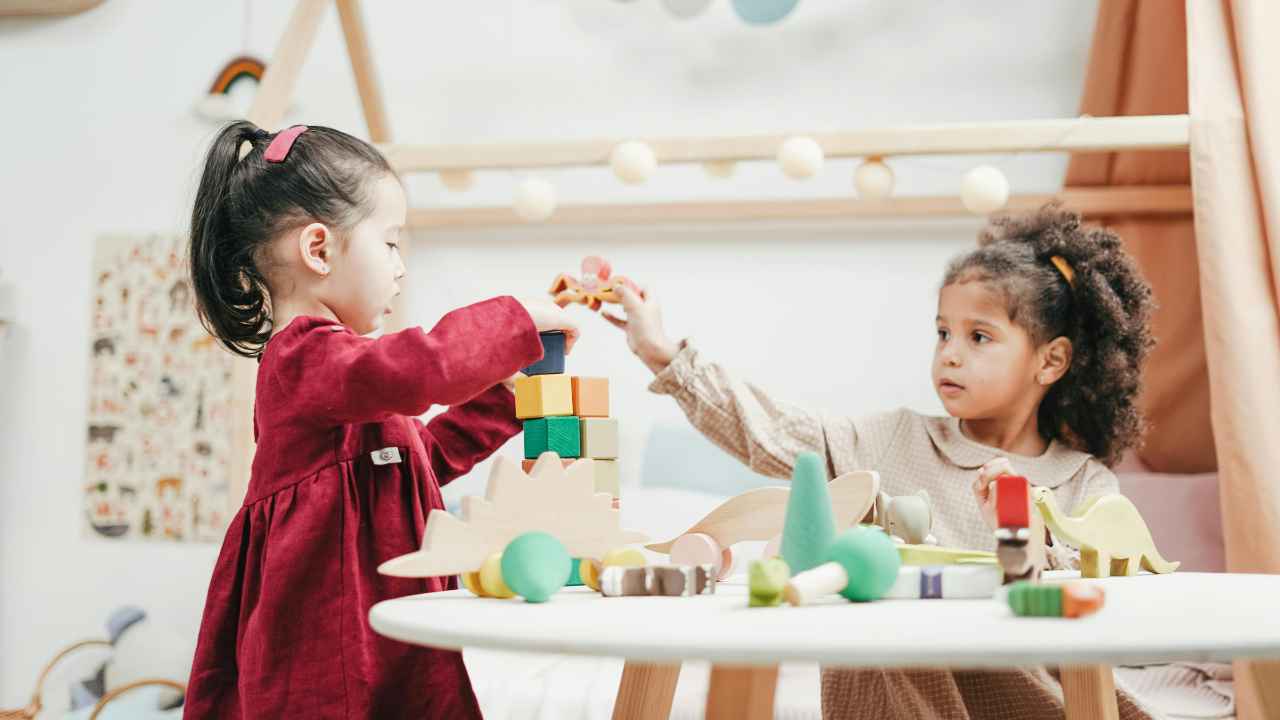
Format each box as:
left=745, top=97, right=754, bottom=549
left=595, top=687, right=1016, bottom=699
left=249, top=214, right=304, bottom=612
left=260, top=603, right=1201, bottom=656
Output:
left=479, top=552, right=515, bottom=598
left=515, top=374, right=573, bottom=419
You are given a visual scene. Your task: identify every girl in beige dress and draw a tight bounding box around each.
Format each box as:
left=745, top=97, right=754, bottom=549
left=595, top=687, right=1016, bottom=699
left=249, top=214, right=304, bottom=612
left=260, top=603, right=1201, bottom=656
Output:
left=605, top=205, right=1162, bottom=719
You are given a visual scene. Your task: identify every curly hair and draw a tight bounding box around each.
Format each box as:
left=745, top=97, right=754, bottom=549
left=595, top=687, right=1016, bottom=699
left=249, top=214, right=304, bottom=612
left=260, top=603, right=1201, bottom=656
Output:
left=941, top=203, right=1156, bottom=465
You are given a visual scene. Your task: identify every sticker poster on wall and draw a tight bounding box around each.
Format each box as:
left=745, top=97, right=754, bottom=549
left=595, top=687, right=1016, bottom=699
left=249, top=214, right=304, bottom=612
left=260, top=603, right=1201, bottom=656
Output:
left=84, top=235, right=235, bottom=542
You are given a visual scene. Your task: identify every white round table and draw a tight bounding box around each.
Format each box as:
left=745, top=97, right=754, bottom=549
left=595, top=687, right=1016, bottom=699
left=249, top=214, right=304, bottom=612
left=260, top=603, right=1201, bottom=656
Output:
left=370, top=572, right=1280, bottom=719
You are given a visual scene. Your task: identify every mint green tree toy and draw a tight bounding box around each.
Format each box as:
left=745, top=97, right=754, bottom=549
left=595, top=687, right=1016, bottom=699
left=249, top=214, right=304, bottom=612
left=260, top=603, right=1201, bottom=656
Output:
left=780, top=451, right=837, bottom=574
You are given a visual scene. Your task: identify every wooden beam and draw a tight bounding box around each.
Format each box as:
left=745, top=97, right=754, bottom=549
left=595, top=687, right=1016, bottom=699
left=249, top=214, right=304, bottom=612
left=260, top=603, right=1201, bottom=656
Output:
left=381, top=115, right=1189, bottom=172
left=247, top=0, right=328, bottom=130
left=0, top=0, right=103, bottom=15
left=336, top=0, right=391, bottom=143
left=406, top=186, right=1193, bottom=229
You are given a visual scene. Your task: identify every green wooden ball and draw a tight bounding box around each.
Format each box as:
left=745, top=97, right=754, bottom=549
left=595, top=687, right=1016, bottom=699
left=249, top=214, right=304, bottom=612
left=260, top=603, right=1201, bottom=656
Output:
left=501, top=532, right=572, bottom=603
left=829, top=526, right=901, bottom=602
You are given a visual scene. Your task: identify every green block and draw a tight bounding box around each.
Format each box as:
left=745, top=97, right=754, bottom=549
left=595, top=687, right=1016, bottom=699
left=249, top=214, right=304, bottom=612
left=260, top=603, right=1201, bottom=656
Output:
left=781, top=452, right=836, bottom=574
left=524, top=417, right=581, bottom=459
left=567, top=558, right=584, bottom=586
left=748, top=557, right=791, bottom=607
left=1007, top=582, right=1064, bottom=617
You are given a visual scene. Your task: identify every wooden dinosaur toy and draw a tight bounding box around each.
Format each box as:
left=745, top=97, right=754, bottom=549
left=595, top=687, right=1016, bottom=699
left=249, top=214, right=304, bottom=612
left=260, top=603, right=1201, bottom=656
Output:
left=645, top=470, right=880, bottom=579
left=1031, top=487, right=1179, bottom=578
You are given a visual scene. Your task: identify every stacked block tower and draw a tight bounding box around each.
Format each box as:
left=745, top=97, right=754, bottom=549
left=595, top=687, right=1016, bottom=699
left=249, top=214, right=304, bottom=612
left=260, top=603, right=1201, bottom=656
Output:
left=515, top=331, right=620, bottom=507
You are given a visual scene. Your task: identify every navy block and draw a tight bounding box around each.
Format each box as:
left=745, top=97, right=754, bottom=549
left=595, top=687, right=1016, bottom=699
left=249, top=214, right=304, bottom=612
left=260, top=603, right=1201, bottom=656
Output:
left=522, top=331, right=566, bottom=376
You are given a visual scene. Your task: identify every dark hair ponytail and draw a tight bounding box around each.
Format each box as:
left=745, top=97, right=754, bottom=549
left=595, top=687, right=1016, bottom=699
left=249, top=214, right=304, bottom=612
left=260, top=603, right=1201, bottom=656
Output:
left=942, top=204, right=1156, bottom=465
left=188, top=121, right=393, bottom=358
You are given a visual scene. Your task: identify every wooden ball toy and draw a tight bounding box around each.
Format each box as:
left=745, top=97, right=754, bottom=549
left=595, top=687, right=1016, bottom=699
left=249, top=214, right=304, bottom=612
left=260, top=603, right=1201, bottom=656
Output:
left=670, top=532, right=734, bottom=581
left=439, top=169, right=474, bottom=192
left=960, top=165, right=1010, bottom=215
left=582, top=547, right=646, bottom=591
left=610, top=141, right=657, bottom=184
left=501, top=531, right=572, bottom=603
left=778, top=136, right=824, bottom=179
left=1007, top=581, right=1105, bottom=618
left=785, top=526, right=901, bottom=605
left=514, top=178, right=557, bottom=222
left=703, top=160, right=736, bottom=179
left=479, top=552, right=515, bottom=599
left=461, top=569, right=487, bottom=597
left=854, top=158, right=894, bottom=199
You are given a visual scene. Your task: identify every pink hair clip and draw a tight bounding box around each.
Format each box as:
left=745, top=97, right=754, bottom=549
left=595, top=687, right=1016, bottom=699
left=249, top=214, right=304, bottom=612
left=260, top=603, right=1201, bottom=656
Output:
left=264, top=125, right=308, bottom=163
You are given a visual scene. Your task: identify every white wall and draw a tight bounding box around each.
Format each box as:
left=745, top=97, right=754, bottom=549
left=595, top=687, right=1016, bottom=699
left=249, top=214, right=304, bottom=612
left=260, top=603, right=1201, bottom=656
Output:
left=0, top=0, right=1095, bottom=704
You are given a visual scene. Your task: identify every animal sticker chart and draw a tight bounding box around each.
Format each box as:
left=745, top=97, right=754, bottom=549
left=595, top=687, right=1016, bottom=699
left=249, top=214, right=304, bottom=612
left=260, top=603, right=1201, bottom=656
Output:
left=83, top=235, right=234, bottom=542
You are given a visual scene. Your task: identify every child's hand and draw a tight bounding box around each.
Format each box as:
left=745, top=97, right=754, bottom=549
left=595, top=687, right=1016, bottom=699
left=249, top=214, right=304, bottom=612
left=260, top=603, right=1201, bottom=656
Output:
left=602, top=284, right=680, bottom=375
left=972, top=457, right=1014, bottom=531
left=517, top=297, right=581, bottom=353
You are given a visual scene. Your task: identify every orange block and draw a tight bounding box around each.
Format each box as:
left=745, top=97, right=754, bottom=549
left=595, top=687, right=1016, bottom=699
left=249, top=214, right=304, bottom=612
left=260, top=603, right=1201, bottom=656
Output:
left=572, top=377, right=610, bottom=417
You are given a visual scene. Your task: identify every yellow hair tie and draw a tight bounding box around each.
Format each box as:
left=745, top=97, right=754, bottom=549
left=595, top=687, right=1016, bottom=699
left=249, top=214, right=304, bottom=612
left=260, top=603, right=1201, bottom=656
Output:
left=1049, top=255, right=1076, bottom=288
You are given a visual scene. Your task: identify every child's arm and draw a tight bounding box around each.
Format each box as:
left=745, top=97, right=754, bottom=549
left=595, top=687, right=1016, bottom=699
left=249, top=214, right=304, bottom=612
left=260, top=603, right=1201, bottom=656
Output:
left=275, top=297, right=553, bottom=427
left=414, top=384, right=520, bottom=485
left=604, top=285, right=862, bottom=478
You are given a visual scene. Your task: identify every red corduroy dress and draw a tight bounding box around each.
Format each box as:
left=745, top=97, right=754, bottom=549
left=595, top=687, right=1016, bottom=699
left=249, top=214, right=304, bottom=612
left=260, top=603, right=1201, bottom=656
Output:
left=184, top=297, right=542, bottom=719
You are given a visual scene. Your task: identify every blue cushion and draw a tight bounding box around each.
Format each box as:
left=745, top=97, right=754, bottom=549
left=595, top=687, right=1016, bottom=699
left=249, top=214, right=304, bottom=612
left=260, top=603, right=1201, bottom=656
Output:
left=639, top=423, right=778, bottom=496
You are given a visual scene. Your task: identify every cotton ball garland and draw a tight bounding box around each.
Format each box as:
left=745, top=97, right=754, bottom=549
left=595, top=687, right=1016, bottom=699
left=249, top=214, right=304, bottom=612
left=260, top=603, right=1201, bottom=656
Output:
left=514, top=178, right=557, bottom=222
left=439, top=170, right=474, bottom=192
left=703, top=160, right=736, bottom=179
left=609, top=141, right=657, bottom=185
left=854, top=158, right=894, bottom=200
left=778, top=136, right=824, bottom=180
left=960, top=166, right=1010, bottom=215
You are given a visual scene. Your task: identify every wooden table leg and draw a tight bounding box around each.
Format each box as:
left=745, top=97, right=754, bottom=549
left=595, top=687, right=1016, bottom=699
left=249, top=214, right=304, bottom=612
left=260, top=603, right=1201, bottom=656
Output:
left=613, top=661, right=680, bottom=720
left=1247, top=660, right=1280, bottom=718
left=706, top=664, right=779, bottom=720
left=1060, top=665, right=1119, bottom=720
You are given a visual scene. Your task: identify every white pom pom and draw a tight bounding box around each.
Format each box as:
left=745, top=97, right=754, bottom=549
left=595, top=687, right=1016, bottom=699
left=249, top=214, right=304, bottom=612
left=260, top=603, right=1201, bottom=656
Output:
left=703, top=160, right=736, bottom=179
left=609, top=141, right=657, bottom=185
left=514, top=178, right=557, bottom=222
left=854, top=159, right=894, bottom=200
left=439, top=170, right=474, bottom=192
left=960, top=166, right=1010, bottom=215
left=777, top=136, right=824, bottom=179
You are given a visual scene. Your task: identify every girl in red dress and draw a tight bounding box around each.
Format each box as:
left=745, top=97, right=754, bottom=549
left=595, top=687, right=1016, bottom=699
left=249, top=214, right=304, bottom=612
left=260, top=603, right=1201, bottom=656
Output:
left=183, top=121, right=578, bottom=719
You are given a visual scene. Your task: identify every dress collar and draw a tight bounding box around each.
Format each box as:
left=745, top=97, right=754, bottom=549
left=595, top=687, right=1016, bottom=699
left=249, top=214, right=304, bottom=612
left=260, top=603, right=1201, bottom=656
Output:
left=923, top=416, right=1093, bottom=488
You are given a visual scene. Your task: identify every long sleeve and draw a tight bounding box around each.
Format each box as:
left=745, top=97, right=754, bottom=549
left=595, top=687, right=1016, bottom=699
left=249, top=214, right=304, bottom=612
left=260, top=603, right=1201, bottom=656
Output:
left=647, top=339, right=866, bottom=479
left=268, top=297, right=542, bottom=428
left=415, top=384, right=522, bottom=486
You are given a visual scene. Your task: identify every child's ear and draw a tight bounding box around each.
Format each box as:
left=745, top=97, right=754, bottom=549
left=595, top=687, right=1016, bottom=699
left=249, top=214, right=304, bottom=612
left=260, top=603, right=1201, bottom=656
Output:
left=297, top=222, right=332, bottom=277
left=1038, top=336, right=1073, bottom=385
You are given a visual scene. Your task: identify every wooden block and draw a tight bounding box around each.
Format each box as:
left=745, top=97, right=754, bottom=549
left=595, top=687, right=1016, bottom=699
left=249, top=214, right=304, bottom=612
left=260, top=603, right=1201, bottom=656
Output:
left=600, top=564, right=716, bottom=597
left=884, top=564, right=1002, bottom=599
left=522, top=458, right=574, bottom=474
left=571, top=376, right=610, bottom=417
left=591, top=458, right=620, bottom=496
left=996, top=475, right=1030, bottom=528
left=522, top=330, right=566, bottom=376
left=580, top=417, right=619, bottom=459
left=514, top=374, right=573, bottom=419
left=523, top=417, right=581, bottom=459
